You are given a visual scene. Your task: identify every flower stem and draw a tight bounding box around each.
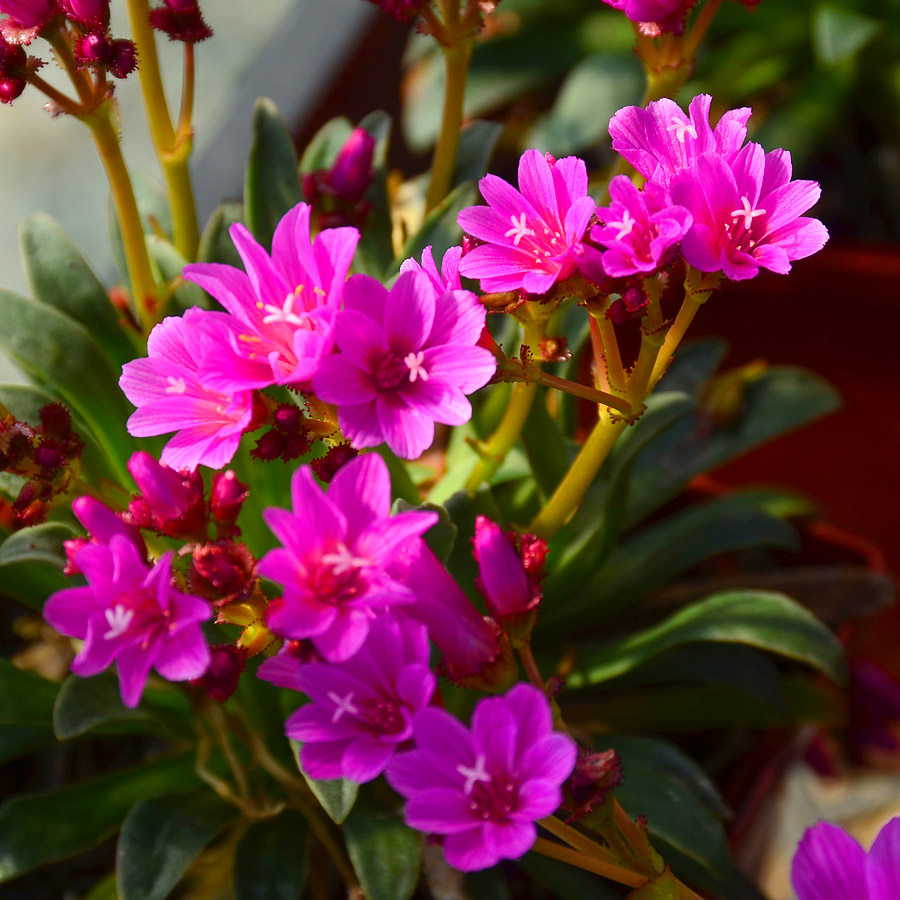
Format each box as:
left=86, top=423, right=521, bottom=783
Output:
left=518, top=642, right=546, bottom=692
left=424, top=38, right=473, bottom=213
left=86, top=101, right=159, bottom=333
left=125, top=0, right=200, bottom=261
left=590, top=311, right=626, bottom=392
left=683, top=0, right=724, bottom=60
left=533, top=370, right=634, bottom=416
left=539, top=816, right=621, bottom=865
left=532, top=837, right=647, bottom=888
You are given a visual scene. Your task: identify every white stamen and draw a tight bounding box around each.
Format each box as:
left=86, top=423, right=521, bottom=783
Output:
left=262, top=292, right=309, bottom=328
left=321, top=543, right=370, bottom=577
left=456, top=754, right=492, bottom=795
left=404, top=351, right=429, bottom=383
left=504, top=213, right=536, bottom=247
left=608, top=210, right=636, bottom=241
left=667, top=118, right=698, bottom=144
left=730, top=196, right=766, bottom=231
left=327, top=691, right=359, bottom=723
left=103, top=604, right=134, bottom=640
left=165, top=376, right=187, bottom=395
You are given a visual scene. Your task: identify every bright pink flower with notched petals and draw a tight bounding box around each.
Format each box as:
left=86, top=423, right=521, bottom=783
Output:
left=386, top=683, right=577, bottom=871
left=399, top=244, right=463, bottom=298
left=609, top=94, right=751, bottom=189
left=791, top=817, right=900, bottom=900
left=119, top=307, right=255, bottom=472
left=313, top=269, right=496, bottom=460
left=183, top=202, right=359, bottom=394
left=279, top=615, right=436, bottom=783
left=587, top=175, right=692, bottom=278
left=259, top=453, right=437, bottom=662
left=44, top=521, right=211, bottom=708
left=669, top=142, right=828, bottom=281
left=457, top=149, right=603, bottom=295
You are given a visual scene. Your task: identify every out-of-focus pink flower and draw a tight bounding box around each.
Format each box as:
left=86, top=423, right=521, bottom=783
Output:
left=119, top=308, right=255, bottom=471
left=457, top=149, right=602, bottom=294
left=363, top=0, right=424, bottom=23
left=259, top=454, right=437, bottom=662
left=386, top=683, right=577, bottom=871
left=0, top=0, right=57, bottom=29
left=791, top=817, right=900, bottom=900
left=669, top=142, right=828, bottom=281
left=284, top=615, right=436, bottom=783
left=599, top=0, right=696, bottom=33
left=313, top=269, right=495, bottom=460
left=184, top=203, right=359, bottom=393
left=609, top=94, right=751, bottom=189
left=329, top=127, right=375, bottom=202
left=588, top=175, right=692, bottom=278
left=60, top=0, right=106, bottom=24
left=45, top=536, right=211, bottom=708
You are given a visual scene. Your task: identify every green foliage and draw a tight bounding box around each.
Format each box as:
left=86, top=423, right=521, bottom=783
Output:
left=117, top=790, right=236, bottom=900
left=197, top=201, right=245, bottom=269
left=234, top=810, right=309, bottom=900
left=343, top=807, right=421, bottom=900
left=291, top=741, right=358, bottom=824
left=108, top=170, right=173, bottom=284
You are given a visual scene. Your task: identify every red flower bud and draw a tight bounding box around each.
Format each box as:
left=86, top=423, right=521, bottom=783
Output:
left=309, top=443, right=358, bottom=483
left=191, top=644, right=246, bottom=702
left=328, top=127, right=375, bottom=202
left=148, top=0, right=212, bottom=43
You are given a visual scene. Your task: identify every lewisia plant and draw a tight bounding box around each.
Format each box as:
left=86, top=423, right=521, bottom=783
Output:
left=0, top=0, right=869, bottom=898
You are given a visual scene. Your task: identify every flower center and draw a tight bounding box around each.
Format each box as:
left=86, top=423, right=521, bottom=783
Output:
left=262, top=289, right=310, bottom=328
left=313, top=543, right=370, bottom=603
left=103, top=603, right=135, bottom=640
left=505, top=212, right=536, bottom=247
left=667, top=117, right=698, bottom=144
left=730, top=196, right=766, bottom=231
left=374, top=351, right=428, bottom=391
left=462, top=761, right=521, bottom=822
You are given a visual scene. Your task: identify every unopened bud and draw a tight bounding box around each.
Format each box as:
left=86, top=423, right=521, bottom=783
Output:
left=309, top=443, right=358, bottom=483
left=60, top=0, right=109, bottom=25
left=328, top=127, right=375, bottom=202
left=149, top=0, right=212, bottom=43
left=209, top=470, right=247, bottom=527
left=109, top=39, right=137, bottom=78
left=191, top=644, right=246, bottom=702
left=362, top=0, right=424, bottom=22
left=563, top=748, right=623, bottom=823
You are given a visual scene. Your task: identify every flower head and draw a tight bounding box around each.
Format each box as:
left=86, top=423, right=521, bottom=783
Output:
left=387, top=683, right=577, bottom=871
left=600, top=0, right=695, bottom=33
left=259, top=453, right=437, bottom=661
left=120, top=307, right=255, bottom=471
left=792, top=817, right=900, bottom=900
left=281, top=615, right=436, bottom=783
left=183, top=203, right=358, bottom=393
left=126, top=451, right=207, bottom=539
left=44, top=534, right=211, bottom=708
left=312, top=269, right=496, bottom=460
left=399, top=244, right=463, bottom=298
left=457, top=149, right=602, bottom=294
left=670, top=142, right=828, bottom=280
left=609, top=94, right=751, bottom=189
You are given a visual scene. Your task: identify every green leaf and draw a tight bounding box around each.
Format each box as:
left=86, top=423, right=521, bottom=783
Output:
left=393, top=181, right=477, bottom=277
left=543, top=491, right=798, bottom=633
left=376, top=446, right=421, bottom=505
left=453, top=120, right=504, bottom=186
left=245, top=98, right=303, bottom=250
left=0, top=290, right=136, bottom=487
left=526, top=53, right=644, bottom=156
left=81, top=872, right=118, bottom=900
left=0, top=753, right=200, bottom=882
left=656, top=338, right=728, bottom=398
left=0, top=522, right=76, bottom=570
left=19, top=213, right=138, bottom=369
left=516, top=853, right=622, bottom=900
left=298, top=116, right=354, bottom=172
left=813, top=5, right=882, bottom=66
left=145, top=235, right=213, bottom=313
left=626, top=366, right=841, bottom=526
left=53, top=671, right=192, bottom=741
left=566, top=590, right=846, bottom=689
left=291, top=740, right=358, bottom=823
left=0, top=724, right=55, bottom=765
left=234, top=810, right=309, bottom=900
left=354, top=111, right=396, bottom=278
left=0, top=657, right=58, bottom=725
left=343, top=808, right=421, bottom=900
left=117, top=791, right=236, bottom=900
left=521, top=386, right=570, bottom=499
left=197, top=202, right=244, bottom=270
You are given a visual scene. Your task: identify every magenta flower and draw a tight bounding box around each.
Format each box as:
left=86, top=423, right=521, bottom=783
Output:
left=669, top=142, right=829, bottom=280
left=600, top=0, right=693, bottom=32
left=60, top=0, right=107, bottom=24
left=119, top=308, right=255, bottom=471
left=791, top=817, right=900, bottom=900
left=609, top=94, right=751, bottom=189
left=0, top=0, right=57, bottom=29
left=312, top=269, right=496, bottom=460
left=126, top=451, right=207, bottom=538
left=399, top=244, right=463, bottom=297
left=457, top=149, right=602, bottom=294
left=44, top=536, right=211, bottom=708
left=259, top=453, right=437, bottom=662
left=328, top=127, right=375, bottom=202
left=283, top=615, right=436, bottom=783
left=588, top=175, right=692, bottom=278
left=386, top=683, right=577, bottom=871
left=183, top=203, right=359, bottom=393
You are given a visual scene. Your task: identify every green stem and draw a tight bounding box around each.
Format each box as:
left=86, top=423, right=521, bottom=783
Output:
left=682, top=0, right=724, bottom=60
left=47, top=27, right=94, bottom=107
left=518, top=643, right=546, bottom=692
left=539, top=816, right=621, bottom=865
left=591, top=311, right=626, bottom=392
left=424, top=39, right=473, bottom=213
left=125, top=0, right=200, bottom=262
left=532, top=837, right=647, bottom=888
left=534, top=369, right=634, bottom=416
left=86, top=102, right=158, bottom=332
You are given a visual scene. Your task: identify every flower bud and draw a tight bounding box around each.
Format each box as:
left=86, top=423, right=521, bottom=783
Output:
left=189, top=539, right=255, bottom=607
left=148, top=0, right=212, bottom=43
left=329, top=127, right=375, bottom=203
left=0, top=73, right=24, bottom=102
left=60, top=0, right=107, bottom=25
left=0, top=0, right=57, bottom=29
left=362, top=0, right=424, bottom=22
left=127, top=451, right=206, bottom=538
left=191, top=643, right=246, bottom=702
left=563, top=748, right=623, bottom=823
left=309, top=443, right=358, bottom=483
left=209, top=469, right=248, bottom=530
left=109, top=39, right=137, bottom=78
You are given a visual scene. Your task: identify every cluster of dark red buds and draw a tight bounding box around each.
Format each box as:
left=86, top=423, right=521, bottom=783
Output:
left=361, top=0, right=425, bottom=23
left=190, top=644, right=246, bottom=702
left=0, top=33, right=33, bottom=103
left=563, top=748, right=624, bottom=823
left=0, top=402, right=84, bottom=527
left=302, top=126, right=376, bottom=230
left=309, top=442, right=359, bottom=484
left=251, top=402, right=317, bottom=463
left=148, top=0, right=212, bottom=43
left=73, top=30, right=137, bottom=79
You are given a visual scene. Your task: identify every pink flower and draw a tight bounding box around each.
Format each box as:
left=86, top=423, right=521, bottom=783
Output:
left=457, top=149, right=602, bottom=294
left=669, top=142, right=828, bottom=280
left=183, top=203, right=359, bottom=393
left=119, top=308, right=255, bottom=471
left=386, top=683, right=577, bottom=871
left=600, top=0, right=694, bottom=33
left=588, top=175, right=692, bottom=278
left=126, top=451, right=207, bottom=539
left=0, top=0, right=57, bottom=29
left=328, top=127, right=376, bottom=202
left=60, top=0, right=106, bottom=24
left=609, top=94, right=751, bottom=189
left=312, top=269, right=496, bottom=460
left=791, top=817, right=900, bottom=900
left=44, top=533, right=211, bottom=708
left=399, top=244, right=463, bottom=297
left=282, top=615, right=436, bottom=783
left=259, top=453, right=437, bottom=662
